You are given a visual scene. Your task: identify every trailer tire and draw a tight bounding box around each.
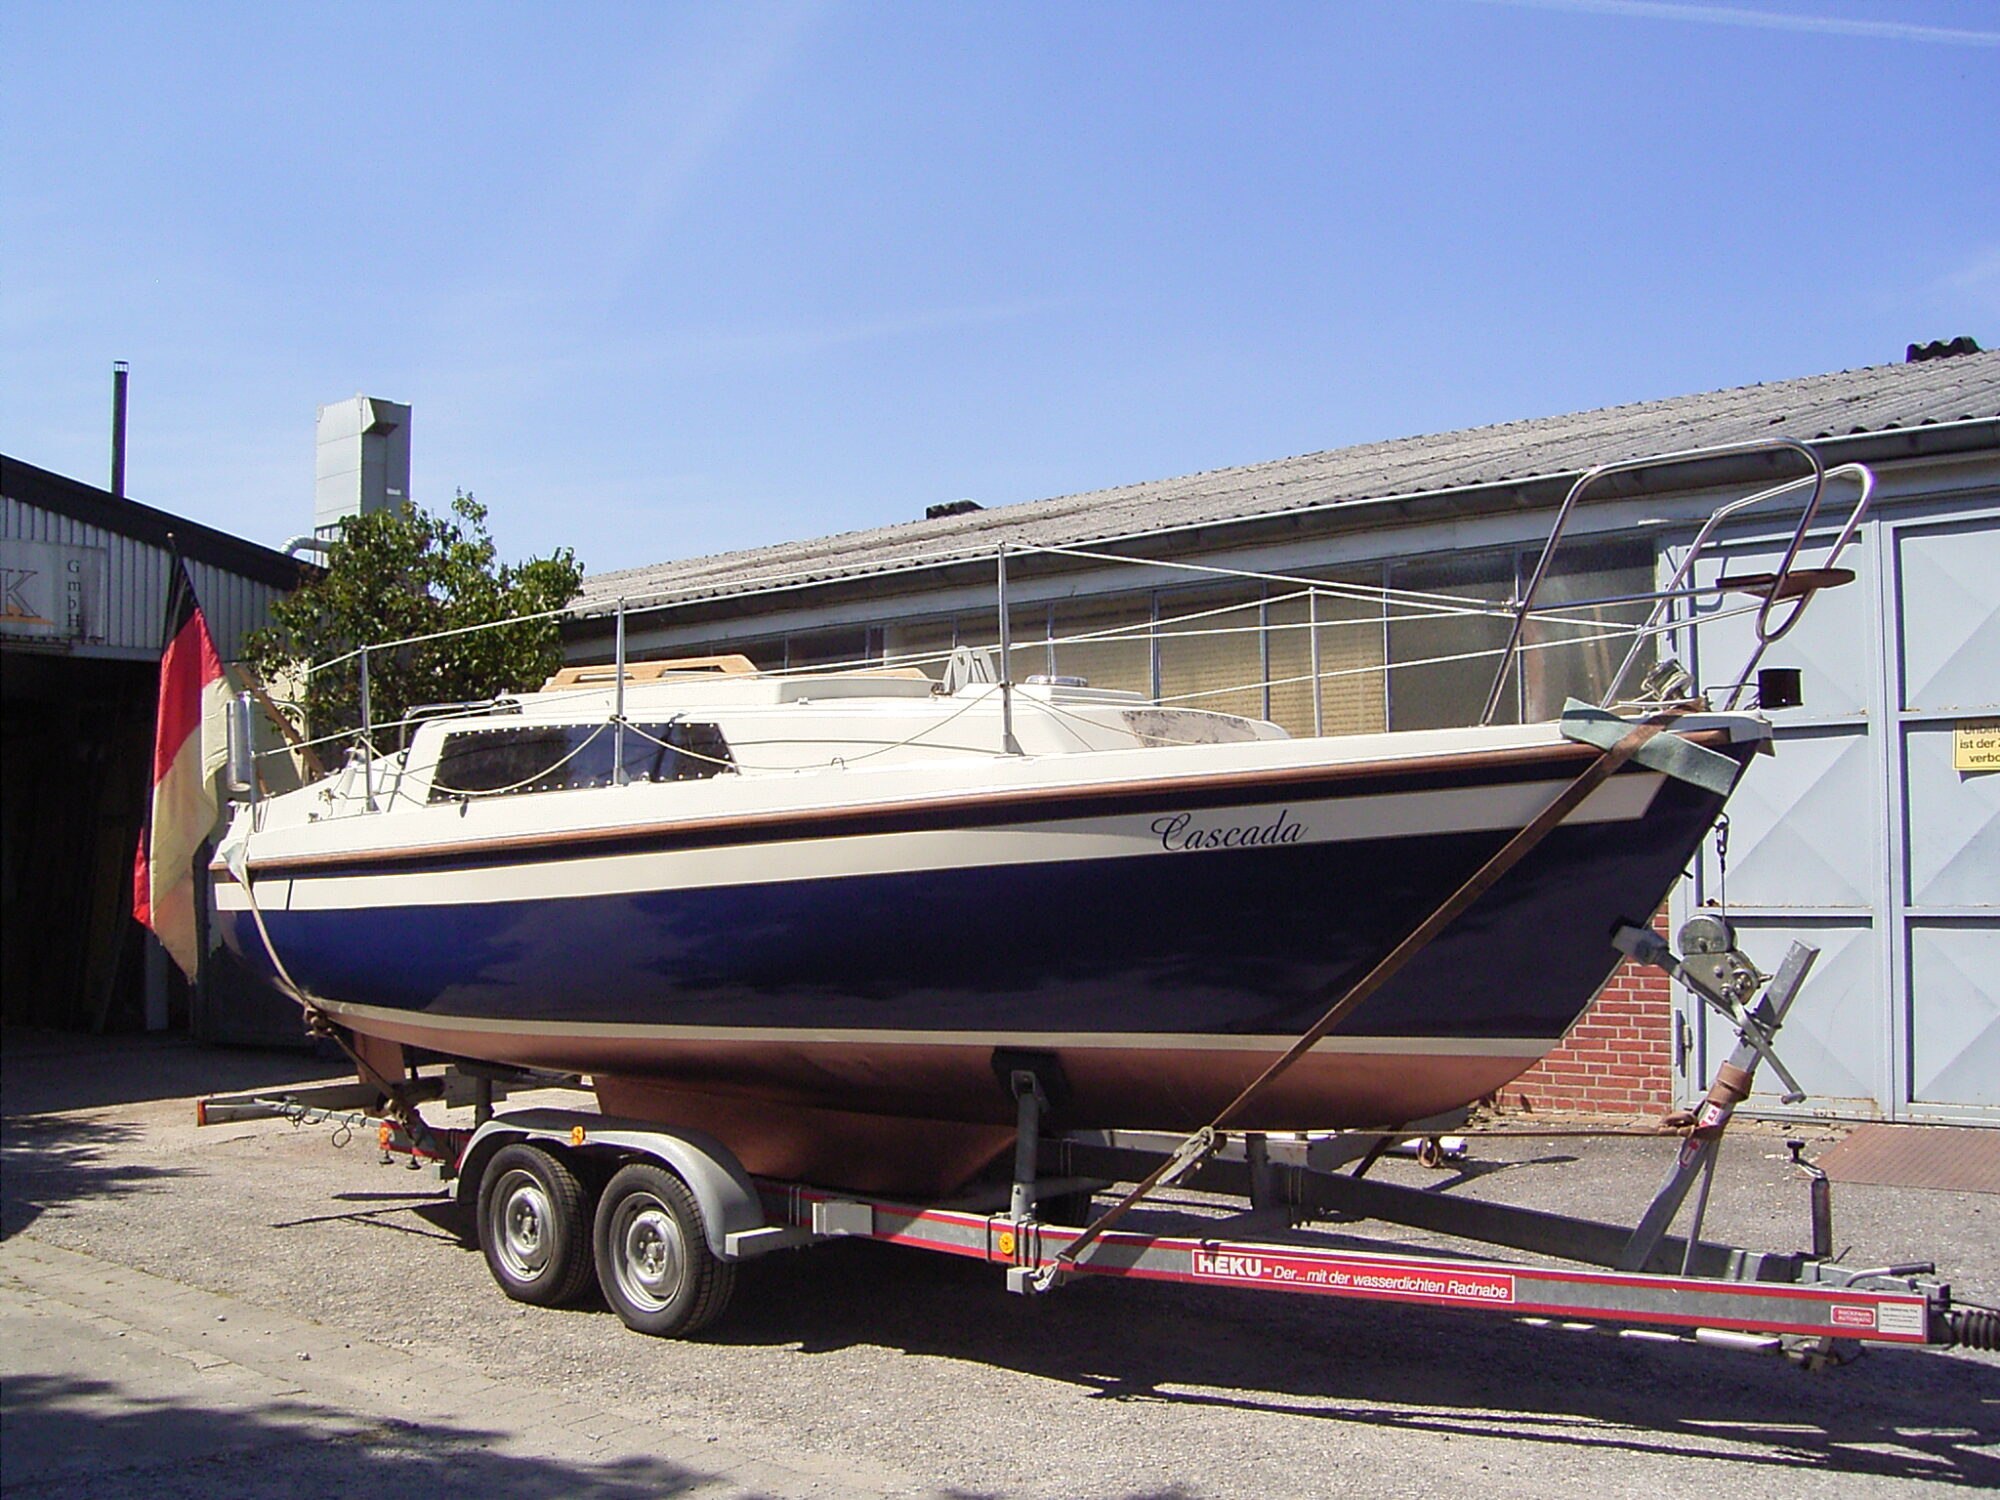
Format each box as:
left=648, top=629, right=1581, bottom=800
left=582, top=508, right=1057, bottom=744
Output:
left=478, top=1144, right=596, bottom=1307
left=593, top=1162, right=735, bottom=1337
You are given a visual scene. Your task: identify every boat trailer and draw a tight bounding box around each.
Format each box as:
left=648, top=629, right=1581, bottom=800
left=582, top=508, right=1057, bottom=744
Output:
left=200, top=924, right=1999, bottom=1366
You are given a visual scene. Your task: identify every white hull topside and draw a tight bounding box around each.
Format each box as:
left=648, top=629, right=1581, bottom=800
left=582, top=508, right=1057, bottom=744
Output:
left=212, top=675, right=1768, bottom=1193
left=217, top=676, right=1770, bottom=895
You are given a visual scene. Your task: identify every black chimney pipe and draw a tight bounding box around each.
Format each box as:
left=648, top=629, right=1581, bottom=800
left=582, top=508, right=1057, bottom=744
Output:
left=110, top=361, right=130, bottom=498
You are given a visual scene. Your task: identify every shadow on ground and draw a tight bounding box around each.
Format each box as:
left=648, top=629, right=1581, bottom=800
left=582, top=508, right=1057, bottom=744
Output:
left=0, top=1372, right=1204, bottom=1500
left=0, top=1374, right=726, bottom=1500
left=261, top=1141, right=2000, bottom=1491
left=710, top=1237, right=2000, bottom=1490
left=0, top=1115, right=192, bottom=1241
left=1, top=1030, right=347, bottom=1118
left=1, top=1031, right=351, bottom=1240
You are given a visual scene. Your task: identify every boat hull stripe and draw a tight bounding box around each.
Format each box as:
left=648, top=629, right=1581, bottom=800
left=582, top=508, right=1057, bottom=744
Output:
left=230, top=734, right=1730, bottom=880
left=216, top=773, right=1663, bottom=911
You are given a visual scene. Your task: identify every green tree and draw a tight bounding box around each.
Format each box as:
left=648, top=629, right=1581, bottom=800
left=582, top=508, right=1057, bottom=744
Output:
left=246, top=492, right=583, bottom=741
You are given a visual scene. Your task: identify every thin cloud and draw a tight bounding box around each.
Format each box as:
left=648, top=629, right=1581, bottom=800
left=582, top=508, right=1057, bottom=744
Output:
left=1940, top=247, right=2000, bottom=317
left=642, top=298, right=1062, bottom=369
left=413, top=3, right=829, bottom=393
left=593, top=0, right=829, bottom=296
left=1458, top=0, right=2000, bottom=46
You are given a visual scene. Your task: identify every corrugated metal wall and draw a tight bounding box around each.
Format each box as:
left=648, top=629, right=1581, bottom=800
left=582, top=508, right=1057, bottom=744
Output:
left=3, top=480, right=301, bottom=1037
left=3, top=496, right=289, bottom=659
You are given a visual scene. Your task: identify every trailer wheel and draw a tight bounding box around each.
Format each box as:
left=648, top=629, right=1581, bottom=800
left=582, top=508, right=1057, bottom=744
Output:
left=593, top=1162, right=735, bottom=1337
left=478, top=1144, right=596, bottom=1307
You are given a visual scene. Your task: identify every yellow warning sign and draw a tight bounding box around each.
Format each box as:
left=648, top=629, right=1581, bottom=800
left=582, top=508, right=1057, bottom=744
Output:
left=1955, top=720, right=2000, bottom=772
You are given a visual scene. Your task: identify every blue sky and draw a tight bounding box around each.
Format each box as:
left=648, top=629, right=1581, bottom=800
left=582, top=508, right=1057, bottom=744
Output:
left=3, top=1, right=1995, bottom=576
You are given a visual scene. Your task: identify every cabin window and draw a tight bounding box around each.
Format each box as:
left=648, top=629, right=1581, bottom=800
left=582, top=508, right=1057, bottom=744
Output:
left=427, top=722, right=733, bottom=801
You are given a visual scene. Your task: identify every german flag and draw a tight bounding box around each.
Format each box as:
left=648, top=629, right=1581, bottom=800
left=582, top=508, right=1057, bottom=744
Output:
left=133, top=556, right=231, bottom=978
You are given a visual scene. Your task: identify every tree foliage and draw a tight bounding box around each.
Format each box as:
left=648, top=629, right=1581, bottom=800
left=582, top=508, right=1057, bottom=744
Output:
left=245, top=492, right=583, bottom=740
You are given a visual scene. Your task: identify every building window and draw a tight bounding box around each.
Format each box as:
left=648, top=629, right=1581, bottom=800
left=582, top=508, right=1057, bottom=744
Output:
left=1386, top=549, right=1518, bottom=731
left=1267, top=571, right=1389, bottom=737
left=884, top=615, right=961, bottom=674
left=648, top=533, right=1653, bottom=739
left=1516, top=537, right=1655, bottom=721
left=1157, top=584, right=1266, bottom=721
left=1050, top=596, right=1153, bottom=694
left=783, top=628, right=869, bottom=672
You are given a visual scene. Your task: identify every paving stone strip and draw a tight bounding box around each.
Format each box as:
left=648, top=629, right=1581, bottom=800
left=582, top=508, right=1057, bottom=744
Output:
left=0, top=1237, right=922, bottom=1499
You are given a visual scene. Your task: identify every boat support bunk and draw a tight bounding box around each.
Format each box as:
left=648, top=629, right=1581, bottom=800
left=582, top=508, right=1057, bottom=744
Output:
left=200, top=917, right=2000, bottom=1368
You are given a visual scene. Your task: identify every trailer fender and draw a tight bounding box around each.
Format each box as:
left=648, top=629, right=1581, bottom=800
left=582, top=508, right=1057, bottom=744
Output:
left=455, top=1109, right=780, bottom=1261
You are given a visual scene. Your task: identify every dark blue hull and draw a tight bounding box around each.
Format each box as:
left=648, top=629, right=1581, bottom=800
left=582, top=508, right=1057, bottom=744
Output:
left=218, top=738, right=1753, bottom=1191
left=223, top=762, right=1731, bottom=1052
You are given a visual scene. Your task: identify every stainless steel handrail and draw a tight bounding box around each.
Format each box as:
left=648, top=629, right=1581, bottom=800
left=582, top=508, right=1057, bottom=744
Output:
left=1599, top=463, right=1873, bottom=711
left=1717, top=465, right=1872, bottom=709
left=1480, top=439, right=1825, bottom=726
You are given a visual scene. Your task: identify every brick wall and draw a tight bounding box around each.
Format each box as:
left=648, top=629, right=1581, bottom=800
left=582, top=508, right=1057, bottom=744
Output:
left=1501, top=910, right=1676, bottom=1116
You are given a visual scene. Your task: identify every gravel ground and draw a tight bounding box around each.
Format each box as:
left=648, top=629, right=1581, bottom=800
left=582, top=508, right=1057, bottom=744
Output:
left=4, top=1030, right=1997, bottom=1499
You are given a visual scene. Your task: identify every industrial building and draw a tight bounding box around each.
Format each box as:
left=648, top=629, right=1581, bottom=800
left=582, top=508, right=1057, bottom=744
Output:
left=1, top=455, right=310, bottom=1036
left=567, top=351, right=1999, bottom=1127
left=1, top=389, right=418, bottom=1040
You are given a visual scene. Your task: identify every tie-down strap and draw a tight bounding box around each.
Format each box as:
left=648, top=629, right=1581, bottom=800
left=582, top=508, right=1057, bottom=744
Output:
left=1038, top=708, right=1686, bottom=1288
left=1560, top=699, right=1738, bottom=796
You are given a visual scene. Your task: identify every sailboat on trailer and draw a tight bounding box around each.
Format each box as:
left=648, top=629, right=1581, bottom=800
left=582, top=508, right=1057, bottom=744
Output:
left=212, top=448, right=1869, bottom=1195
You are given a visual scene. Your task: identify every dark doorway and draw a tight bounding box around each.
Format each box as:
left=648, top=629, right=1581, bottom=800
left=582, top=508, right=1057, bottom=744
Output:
left=1, top=650, right=168, bottom=1032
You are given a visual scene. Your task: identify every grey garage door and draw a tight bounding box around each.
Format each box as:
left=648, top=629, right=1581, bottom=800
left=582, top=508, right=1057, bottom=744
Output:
left=1672, top=495, right=1998, bottom=1125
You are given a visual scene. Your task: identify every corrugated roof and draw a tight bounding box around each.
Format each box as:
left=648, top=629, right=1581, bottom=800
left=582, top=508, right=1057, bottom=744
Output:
left=1, top=454, right=311, bottom=592
left=578, top=353, right=2000, bottom=612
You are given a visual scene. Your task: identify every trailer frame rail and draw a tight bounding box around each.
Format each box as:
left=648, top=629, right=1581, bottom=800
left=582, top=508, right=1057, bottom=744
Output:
left=757, top=1183, right=1938, bottom=1349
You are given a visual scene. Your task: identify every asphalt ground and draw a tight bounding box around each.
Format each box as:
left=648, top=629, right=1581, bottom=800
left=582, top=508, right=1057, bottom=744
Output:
left=3, top=1029, right=1997, bottom=1499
